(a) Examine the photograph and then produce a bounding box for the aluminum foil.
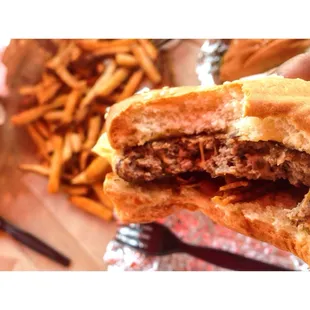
[104,210,308,271]
[103,39,309,271]
[196,39,229,86]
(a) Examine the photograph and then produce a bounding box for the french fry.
[105,93,121,102]
[138,39,158,60]
[44,110,65,121]
[48,123,58,133]
[42,72,61,85]
[46,140,54,153]
[41,160,50,167]
[36,80,62,105]
[115,53,138,67]
[51,94,69,106]
[19,74,61,104]
[62,133,72,163]
[118,70,144,101]
[34,120,50,139]
[46,42,81,69]
[14,39,161,223]
[47,135,64,193]
[62,172,79,182]
[80,60,116,108]
[11,99,65,125]
[62,89,83,123]
[83,116,101,150]
[77,126,85,143]
[69,132,82,153]
[50,39,64,47]
[75,39,101,51]
[71,166,81,178]
[55,66,86,89]
[131,44,161,84]
[19,85,37,96]
[19,164,50,177]
[91,45,132,58]
[76,61,116,122]
[96,63,105,74]
[69,196,113,221]
[96,68,129,97]
[27,125,49,159]
[76,39,136,51]
[19,163,72,181]
[75,107,90,125]
[62,185,89,196]
[92,183,114,210]
[79,150,90,171]
[71,156,111,184]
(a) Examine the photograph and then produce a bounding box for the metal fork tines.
[116,224,152,250]
[115,222,294,271]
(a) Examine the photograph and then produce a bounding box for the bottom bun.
[104,173,310,265]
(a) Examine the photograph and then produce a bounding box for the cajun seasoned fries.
[12,39,162,221]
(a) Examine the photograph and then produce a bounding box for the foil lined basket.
[103,40,309,271]
[104,209,308,271]
[196,39,229,86]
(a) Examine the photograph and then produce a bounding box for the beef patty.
[116,133,310,187]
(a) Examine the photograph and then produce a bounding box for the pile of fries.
[11,39,162,222]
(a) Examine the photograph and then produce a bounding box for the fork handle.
[178,242,292,271]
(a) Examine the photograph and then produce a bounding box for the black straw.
[0,217,71,267]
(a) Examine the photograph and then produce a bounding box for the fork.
[115,222,293,271]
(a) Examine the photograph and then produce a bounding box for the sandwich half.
[93,76,310,264]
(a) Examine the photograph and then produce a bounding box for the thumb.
[275,52,310,80]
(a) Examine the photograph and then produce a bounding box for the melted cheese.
[92,133,114,165]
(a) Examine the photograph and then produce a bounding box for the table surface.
[0,39,204,271]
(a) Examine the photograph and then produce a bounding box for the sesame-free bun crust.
[104,173,310,265]
[105,77,310,155]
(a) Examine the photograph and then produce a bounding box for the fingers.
[275,52,310,80]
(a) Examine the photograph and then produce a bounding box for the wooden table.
[0,39,204,270]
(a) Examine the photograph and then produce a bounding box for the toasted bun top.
[97,77,310,156]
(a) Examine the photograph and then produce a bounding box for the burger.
[93,76,310,264]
